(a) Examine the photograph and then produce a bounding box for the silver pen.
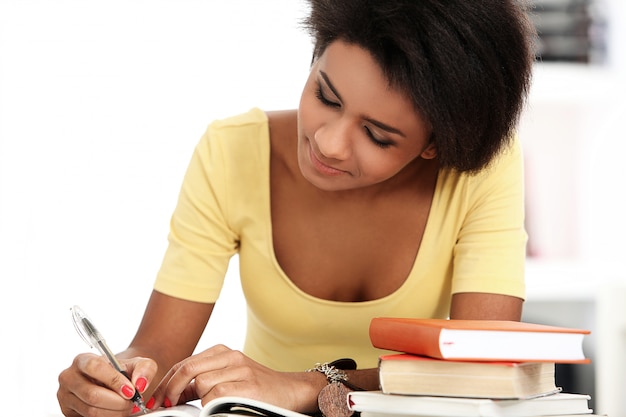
[71,305,149,415]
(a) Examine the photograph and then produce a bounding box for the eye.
[364,126,393,149]
[315,83,340,108]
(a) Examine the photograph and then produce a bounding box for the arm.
[450,292,523,321]
[146,281,521,412]
[150,345,381,414]
[120,290,215,397]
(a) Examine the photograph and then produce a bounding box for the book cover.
[369,318,590,363]
[378,354,559,399]
[347,391,592,417]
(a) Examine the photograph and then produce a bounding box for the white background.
[0,1,625,416]
[0,1,311,415]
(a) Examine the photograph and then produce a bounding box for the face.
[297,40,435,192]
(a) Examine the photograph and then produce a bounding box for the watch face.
[318,382,354,417]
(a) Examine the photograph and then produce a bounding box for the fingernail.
[122,384,135,398]
[135,377,148,393]
[132,405,140,414]
[163,397,172,408]
[146,397,155,409]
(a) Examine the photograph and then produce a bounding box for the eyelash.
[314,86,339,108]
[314,85,392,149]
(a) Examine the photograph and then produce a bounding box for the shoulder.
[469,135,524,191]
[441,135,523,190]
[206,107,269,139]
[201,108,297,151]
[433,135,524,226]
[186,108,272,188]
[195,108,271,162]
[211,107,268,127]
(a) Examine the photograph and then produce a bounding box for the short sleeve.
[451,138,527,299]
[153,123,239,303]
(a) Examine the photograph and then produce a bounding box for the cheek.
[297,92,323,140]
[362,157,396,177]
[360,152,417,179]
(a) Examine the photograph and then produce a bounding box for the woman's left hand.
[150,344,324,413]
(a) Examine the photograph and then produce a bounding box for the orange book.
[369,318,590,363]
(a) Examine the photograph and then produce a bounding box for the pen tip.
[135,400,149,415]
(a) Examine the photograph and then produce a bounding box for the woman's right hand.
[57,352,158,417]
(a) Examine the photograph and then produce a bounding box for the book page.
[199,397,309,417]
[144,403,201,417]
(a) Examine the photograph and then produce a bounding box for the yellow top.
[154,108,527,371]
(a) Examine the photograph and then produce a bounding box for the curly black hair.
[302,0,536,173]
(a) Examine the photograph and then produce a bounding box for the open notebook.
[144,397,308,417]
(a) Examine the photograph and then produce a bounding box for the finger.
[122,356,159,395]
[152,357,202,407]
[59,378,134,417]
[74,353,142,406]
[198,379,264,407]
[177,381,200,405]
[181,349,263,402]
[194,369,242,401]
[73,393,134,417]
[157,345,233,406]
[150,360,180,408]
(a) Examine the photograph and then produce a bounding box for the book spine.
[369,318,444,358]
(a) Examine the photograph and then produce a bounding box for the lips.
[308,142,346,176]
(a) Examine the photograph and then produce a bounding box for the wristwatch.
[307,358,360,417]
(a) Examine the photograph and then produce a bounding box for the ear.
[420,142,437,160]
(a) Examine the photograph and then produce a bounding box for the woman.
[57,1,535,416]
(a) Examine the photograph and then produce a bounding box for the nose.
[314,117,353,161]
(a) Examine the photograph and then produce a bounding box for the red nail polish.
[122,384,135,398]
[132,405,140,414]
[146,397,155,409]
[135,377,148,393]
[163,397,172,408]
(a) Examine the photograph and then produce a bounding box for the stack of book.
[347,318,598,417]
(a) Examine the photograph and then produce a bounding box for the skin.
[57,40,523,417]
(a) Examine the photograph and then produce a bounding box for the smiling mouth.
[308,142,346,176]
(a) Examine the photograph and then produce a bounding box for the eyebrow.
[319,70,407,138]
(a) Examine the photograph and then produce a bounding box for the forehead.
[317,40,395,91]
[315,40,430,136]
